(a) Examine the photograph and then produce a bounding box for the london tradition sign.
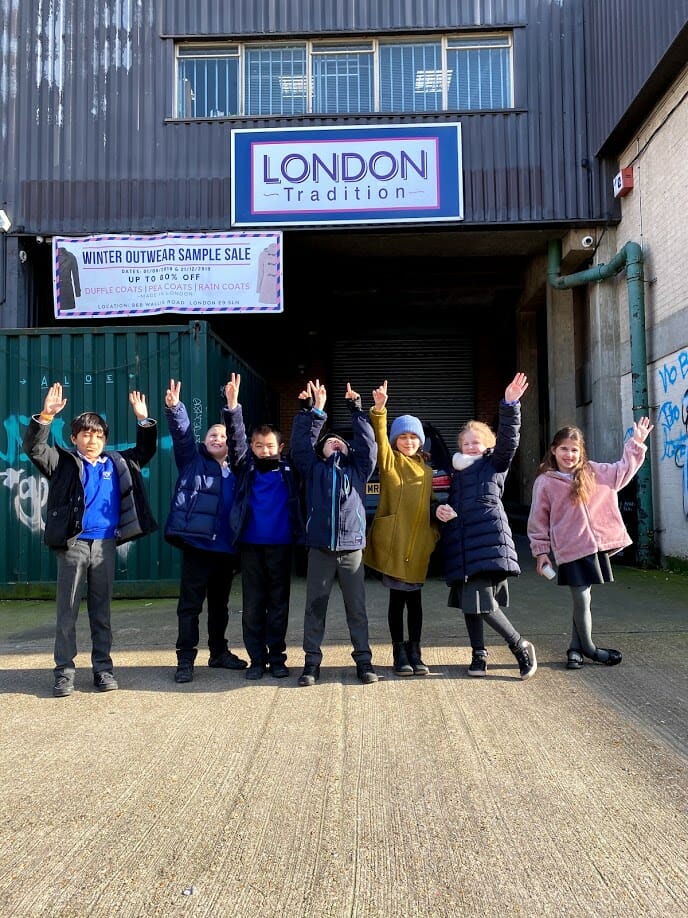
[230,123,463,227]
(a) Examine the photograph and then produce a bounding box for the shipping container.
[1,321,276,597]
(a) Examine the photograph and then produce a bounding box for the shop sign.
[231,123,463,227]
[52,232,282,319]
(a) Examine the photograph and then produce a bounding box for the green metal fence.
[1,321,277,598]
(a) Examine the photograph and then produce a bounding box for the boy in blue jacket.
[223,373,305,680]
[290,379,379,686]
[23,382,157,697]
[164,379,247,684]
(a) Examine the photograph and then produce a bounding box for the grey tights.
[569,585,612,661]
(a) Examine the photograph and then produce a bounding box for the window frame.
[173,32,513,120]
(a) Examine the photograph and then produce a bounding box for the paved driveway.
[1,542,686,916]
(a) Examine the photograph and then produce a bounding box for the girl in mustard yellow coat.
[364,381,439,676]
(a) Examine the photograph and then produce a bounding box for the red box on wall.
[613,167,634,198]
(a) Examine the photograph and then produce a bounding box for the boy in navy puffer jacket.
[290,379,379,686]
[164,379,247,684]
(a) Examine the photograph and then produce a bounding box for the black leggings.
[388,588,423,642]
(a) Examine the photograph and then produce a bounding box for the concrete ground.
[0,537,687,917]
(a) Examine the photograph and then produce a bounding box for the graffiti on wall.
[655,348,688,517]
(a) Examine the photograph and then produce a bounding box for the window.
[174,34,512,118]
[245,45,308,116]
[379,42,444,113]
[177,44,240,118]
[311,42,374,114]
[447,36,512,110]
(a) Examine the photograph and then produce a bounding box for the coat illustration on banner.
[58,248,81,310]
[256,242,278,304]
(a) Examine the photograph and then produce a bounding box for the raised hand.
[372,380,388,411]
[165,378,181,409]
[632,416,654,443]
[225,372,241,410]
[129,390,148,420]
[308,379,327,411]
[42,382,68,417]
[505,372,528,403]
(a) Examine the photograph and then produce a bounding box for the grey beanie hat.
[389,414,425,447]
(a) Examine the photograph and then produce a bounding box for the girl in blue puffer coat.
[436,372,537,680]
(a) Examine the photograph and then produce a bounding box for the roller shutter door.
[329,337,474,447]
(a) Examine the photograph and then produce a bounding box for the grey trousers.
[302,547,372,667]
[54,538,116,675]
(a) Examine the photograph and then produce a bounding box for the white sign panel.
[52,232,283,319]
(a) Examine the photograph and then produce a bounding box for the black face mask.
[254,455,280,472]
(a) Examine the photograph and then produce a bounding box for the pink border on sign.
[250,137,441,216]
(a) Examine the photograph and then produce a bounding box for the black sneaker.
[93,671,118,692]
[53,672,74,697]
[467,650,488,677]
[356,663,379,684]
[511,639,537,680]
[208,650,248,670]
[297,664,320,687]
[245,664,266,681]
[269,663,290,678]
[174,662,194,683]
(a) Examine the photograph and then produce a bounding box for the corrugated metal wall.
[0,0,608,235]
[1,321,276,596]
[585,0,688,155]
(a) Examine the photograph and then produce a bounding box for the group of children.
[22,372,653,697]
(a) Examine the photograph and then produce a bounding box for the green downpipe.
[547,239,655,567]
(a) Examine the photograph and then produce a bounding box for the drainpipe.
[547,239,655,567]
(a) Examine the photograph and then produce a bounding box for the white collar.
[452,452,480,470]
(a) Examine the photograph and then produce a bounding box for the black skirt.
[557,551,614,587]
[448,575,510,613]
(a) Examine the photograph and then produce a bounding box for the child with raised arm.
[290,379,379,685]
[223,373,304,680]
[23,382,157,697]
[364,380,439,676]
[163,379,247,684]
[527,417,653,669]
[436,372,537,680]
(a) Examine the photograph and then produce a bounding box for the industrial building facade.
[0,0,687,590]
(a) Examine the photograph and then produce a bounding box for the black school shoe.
[175,662,194,683]
[269,663,290,678]
[245,663,267,680]
[297,664,320,687]
[208,650,248,670]
[590,648,623,666]
[53,672,74,697]
[356,663,379,684]
[93,671,118,691]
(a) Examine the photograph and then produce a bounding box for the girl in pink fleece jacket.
[527,417,653,669]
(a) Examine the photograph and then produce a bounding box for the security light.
[0,210,11,233]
